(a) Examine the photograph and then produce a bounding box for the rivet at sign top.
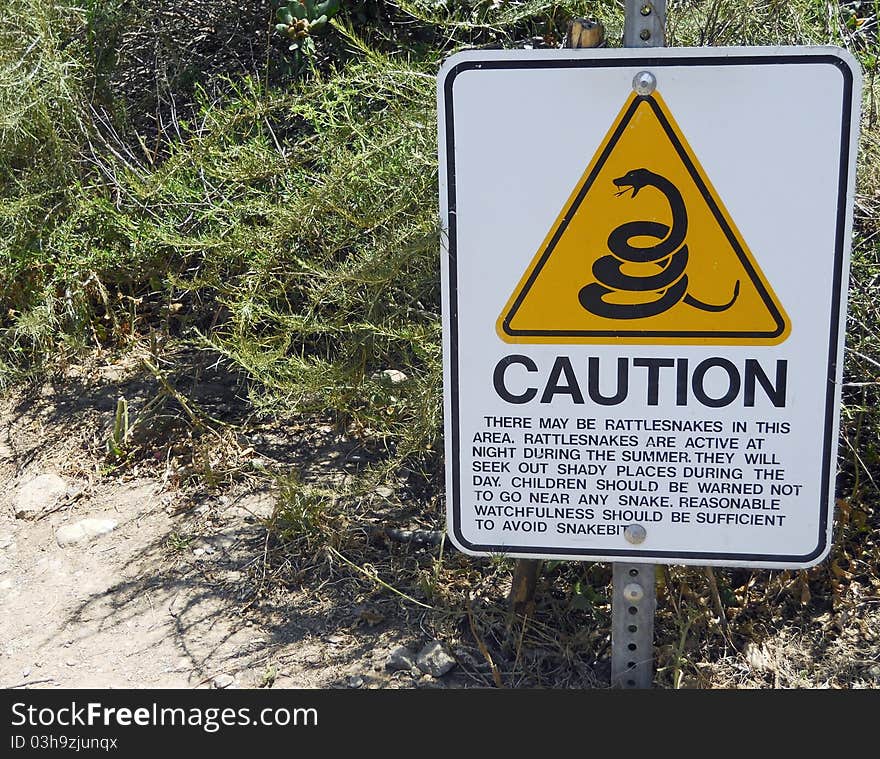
[624,524,647,544]
[632,71,656,96]
[640,3,652,15]
[623,583,644,603]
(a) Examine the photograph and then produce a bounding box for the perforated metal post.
[624,0,666,47]
[611,563,656,688]
[610,0,667,691]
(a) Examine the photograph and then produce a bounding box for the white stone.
[416,641,456,677]
[373,369,408,385]
[212,674,235,689]
[56,518,118,547]
[386,646,416,672]
[743,642,773,672]
[13,473,67,519]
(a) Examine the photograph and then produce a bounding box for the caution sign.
[439,48,861,569]
[498,91,790,344]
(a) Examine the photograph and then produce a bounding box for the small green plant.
[569,578,602,611]
[258,662,278,688]
[106,395,129,461]
[164,531,194,554]
[275,0,341,57]
[274,471,333,543]
[417,533,447,601]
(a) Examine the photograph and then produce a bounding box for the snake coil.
[578,168,740,320]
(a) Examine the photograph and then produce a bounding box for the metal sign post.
[611,562,656,687]
[624,0,666,47]
[610,0,667,691]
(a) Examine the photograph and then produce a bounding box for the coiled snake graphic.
[577,168,740,320]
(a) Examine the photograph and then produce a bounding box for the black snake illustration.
[577,168,740,320]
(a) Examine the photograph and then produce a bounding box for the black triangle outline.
[500,95,789,340]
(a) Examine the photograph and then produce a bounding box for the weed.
[273,471,335,545]
[258,662,279,688]
[106,395,130,461]
[276,0,342,64]
[164,531,195,554]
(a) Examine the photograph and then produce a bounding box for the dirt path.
[0,358,471,690]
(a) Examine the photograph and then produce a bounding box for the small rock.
[373,369,408,385]
[66,660,77,667]
[98,365,126,383]
[215,535,236,551]
[416,641,456,677]
[21,667,30,678]
[193,548,205,557]
[55,518,118,547]
[347,675,365,689]
[13,473,67,519]
[0,534,14,550]
[226,571,242,582]
[212,674,235,689]
[374,486,394,499]
[386,646,417,672]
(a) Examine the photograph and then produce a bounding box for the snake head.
[613,168,653,197]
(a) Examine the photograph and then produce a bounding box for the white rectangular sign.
[439,46,862,568]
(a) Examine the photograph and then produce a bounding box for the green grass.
[1,0,877,492]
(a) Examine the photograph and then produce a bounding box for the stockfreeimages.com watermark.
[10,701,318,734]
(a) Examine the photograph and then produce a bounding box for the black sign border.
[442,52,855,566]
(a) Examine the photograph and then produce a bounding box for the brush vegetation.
[1,0,879,687]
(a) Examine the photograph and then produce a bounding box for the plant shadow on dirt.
[0,352,503,688]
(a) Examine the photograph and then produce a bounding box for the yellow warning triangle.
[497,91,790,345]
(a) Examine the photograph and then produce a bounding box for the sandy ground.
[0,359,471,691]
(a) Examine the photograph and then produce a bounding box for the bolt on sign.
[438,47,862,568]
